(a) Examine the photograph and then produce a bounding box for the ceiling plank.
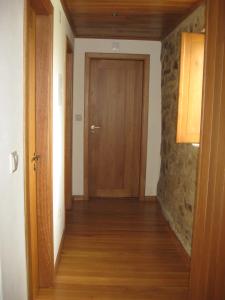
[60,0,76,36]
[62,0,204,40]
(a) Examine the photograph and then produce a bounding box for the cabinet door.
[177,32,205,143]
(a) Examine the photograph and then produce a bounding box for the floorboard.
[37,198,190,300]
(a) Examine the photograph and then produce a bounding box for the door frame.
[24,0,54,297]
[84,53,150,201]
[64,37,74,210]
[189,0,225,298]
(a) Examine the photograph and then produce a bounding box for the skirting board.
[73,195,86,201]
[141,196,157,202]
[73,195,157,201]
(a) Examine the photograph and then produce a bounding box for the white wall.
[0,1,28,299]
[51,0,73,262]
[73,38,162,196]
[0,259,2,300]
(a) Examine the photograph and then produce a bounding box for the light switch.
[112,41,120,52]
[75,114,82,121]
[9,151,19,174]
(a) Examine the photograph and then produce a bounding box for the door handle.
[31,153,41,162]
[90,125,101,130]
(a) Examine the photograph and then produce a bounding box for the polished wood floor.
[37,198,190,300]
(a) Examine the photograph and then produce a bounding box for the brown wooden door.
[26,0,54,297]
[26,3,38,297]
[189,0,225,298]
[88,59,144,198]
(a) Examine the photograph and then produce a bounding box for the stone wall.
[157,5,205,255]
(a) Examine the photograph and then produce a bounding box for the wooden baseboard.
[73,195,86,201]
[54,229,65,274]
[140,196,158,202]
[73,195,157,201]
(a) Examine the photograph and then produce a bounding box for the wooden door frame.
[24,0,54,297]
[84,53,150,201]
[64,37,74,210]
[189,0,225,298]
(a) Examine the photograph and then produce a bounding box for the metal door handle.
[90,125,101,130]
[31,153,41,162]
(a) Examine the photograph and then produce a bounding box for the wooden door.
[35,13,54,287]
[26,0,54,297]
[65,40,74,210]
[26,3,38,297]
[189,0,225,298]
[88,58,144,198]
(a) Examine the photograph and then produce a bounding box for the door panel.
[26,3,38,297]
[26,0,54,295]
[189,0,225,298]
[88,59,143,198]
[35,14,54,287]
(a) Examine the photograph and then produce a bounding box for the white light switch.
[75,114,82,121]
[112,41,120,52]
[9,151,19,174]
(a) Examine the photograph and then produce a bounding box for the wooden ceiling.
[61,0,203,40]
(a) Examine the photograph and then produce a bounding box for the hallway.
[37,199,189,300]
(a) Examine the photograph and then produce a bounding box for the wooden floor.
[37,198,190,300]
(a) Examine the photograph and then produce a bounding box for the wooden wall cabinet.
[177,32,205,144]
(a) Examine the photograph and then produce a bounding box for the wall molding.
[73,195,157,202]
[141,196,158,202]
